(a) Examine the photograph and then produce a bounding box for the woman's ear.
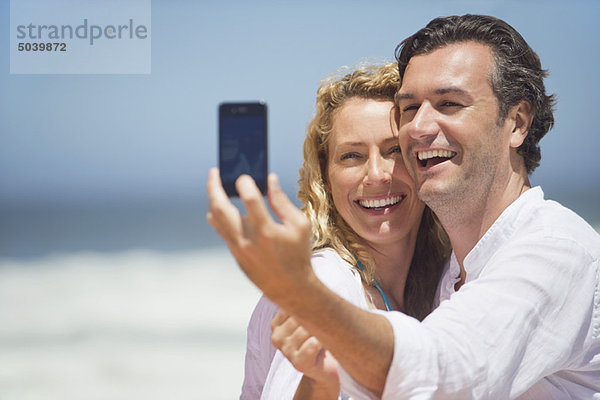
[509,100,533,148]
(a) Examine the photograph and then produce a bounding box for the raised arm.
[206,168,393,395]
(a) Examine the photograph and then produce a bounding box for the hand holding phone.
[218,101,268,197]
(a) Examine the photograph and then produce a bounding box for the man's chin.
[416,181,451,204]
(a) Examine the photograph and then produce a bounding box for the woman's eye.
[340,152,360,161]
[402,105,419,112]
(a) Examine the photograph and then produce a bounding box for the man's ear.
[509,100,533,148]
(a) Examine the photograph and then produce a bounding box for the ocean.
[0,246,261,400]
[0,199,264,399]
[1,197,598,399]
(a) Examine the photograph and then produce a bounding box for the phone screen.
[219,102,268,197]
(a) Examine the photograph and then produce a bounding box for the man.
[207,14,600,399]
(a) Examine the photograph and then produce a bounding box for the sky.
[1,0,599,255]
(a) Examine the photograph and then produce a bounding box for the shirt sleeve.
[341,235,599,399]
[261,249,370,399]
[240,295,279,400]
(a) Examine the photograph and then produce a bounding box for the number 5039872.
[18,42,66,51]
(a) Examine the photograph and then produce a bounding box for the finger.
[297,336,323,359]
[271,313,300,349]
[271,309,290,331]
[272,313,313,353]
[236,174,273,231]
[275,318,313,356]
[206,168,243,243]
[284,335,323,374]
[294,336,323,367]
[289,323,313,347]
[267,173,307,228]
[206,167,226,202]
[277,324,314,367]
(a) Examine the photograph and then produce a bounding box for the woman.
[240,63,450,399]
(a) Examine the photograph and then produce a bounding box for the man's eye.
[401,105,419,112]
[441,101,462,107]
[438,101,464,114]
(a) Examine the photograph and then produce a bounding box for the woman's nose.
[363,155,392,186]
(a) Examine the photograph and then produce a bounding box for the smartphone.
[218,101,268,197]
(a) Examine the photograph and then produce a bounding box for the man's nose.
[403,102,440,141]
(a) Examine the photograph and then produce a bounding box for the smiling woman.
[297,64,450,314]
[326,98,425,255]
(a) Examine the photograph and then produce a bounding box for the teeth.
[358,195,403,209]
[417,149,456,160]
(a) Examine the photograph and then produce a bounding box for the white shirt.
[340,187,600,399]
[241,248,369,399]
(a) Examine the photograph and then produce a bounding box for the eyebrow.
[395,92,414,103]
[395,86,468,102]
[337,137,398,148]
[435,87,468,96]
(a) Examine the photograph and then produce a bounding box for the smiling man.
[395,39,535,281]
[207,14,600,399]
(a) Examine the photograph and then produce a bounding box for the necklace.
[356,259,394,311]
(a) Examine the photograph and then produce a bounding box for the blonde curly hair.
[298,63,451,320]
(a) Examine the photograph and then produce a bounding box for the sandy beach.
[0,248,261,400]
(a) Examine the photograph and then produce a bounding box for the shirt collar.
[451,186,545,287]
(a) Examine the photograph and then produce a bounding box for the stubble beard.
[414,155,499,229]
[416,177,470,227]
